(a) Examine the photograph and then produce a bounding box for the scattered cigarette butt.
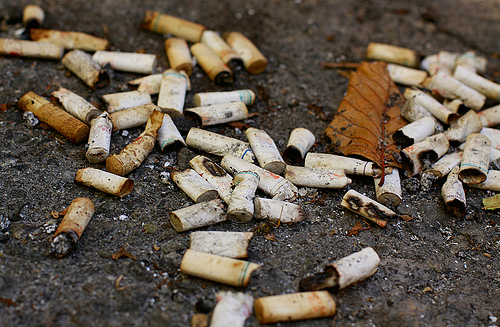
[227,171,260,222]
[92,50,157,75]
[455,51,487,74]
[480,127,500,150]
[441,166,466,218]
[400,97,433,123]
[246,127,286,174]
[444,110,483,143]
[171,168,219,203]
[285,166,352,189]
[478,104,500,128]
[210,291,253,327]
[421,51,457,75]
[157,113,186,151]
[341,190,399,227]
[169,199,226,232]
[224,32,268,74]
[454,66,500,101]
[387,63,427,86]
[189,231,253,259]
[189,155,234,203]
[86,112,112,163]
[192,89,255,107]
[422,151,463,180]
[30,28,109,51]
[108,103,158,131]
[191,42,234,85]
[158,70,188,117]
[201,30,242,67]
[102,90,152,113]
[374,168,402,206]
[459,133,491,184]
[366,42,418,67]
[128,73,163,95]
[165,38,193,75]
[283,128,316,165]
[468,170,500,192]
[62,49,109,88]
[0,38,63,60]
[403,88,459,124]
[304,153,381,177]
[185,102,248,126]
[75,168,133,198]
[393,116,439,148]
[23,4,44,29]
[52,87,101,124]
[401,133,450,176]
[254,197,305,224]
[141,10,206,43]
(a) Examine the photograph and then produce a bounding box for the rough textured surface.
[0,1,499,326]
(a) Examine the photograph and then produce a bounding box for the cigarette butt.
[401,133,450,176]
[478,104,500,128]
[75,168,133,198]
[180,249,261,287]
[17,91,89,144]
[283,128,316,165]
[210,291,253,327]
[254,197,305,224]
[444,110,483,143]
[108,103,158,131]
[102,90,152,113]
[191,42,234,85]
[157,70,188,117]
[400,97,433,123]
[454,66,500,101]
[192,89,255,107]
[459,133,491,184]
[165,38,193,75]
[23,4,44,29]
[171,169,219,203]
[254,291,336,324]
[366,43,418,67]
[374,168,402,206]
[285,166,352,189]
[467,170,500,191]
[0,38,63,60]
[50,198,95,258]
[422,151,463,180]
[443,99,462,113]
[170,199,226,232]
[201,30,242,66]
[403,88,459,124]
[224,32,268,74]
[481,127,500,150]
[455,51,487,74]
[157,113,186,151]
[185,102,248,126]
[128,73,163,95]
[62,49,109,88]
[30,28,109,52]
[190,231,253,259]
[393,116,438,148]
[189,155,234,204]
[304,153,381,177]
[441,166,466,218]
[92,51,157,75]
[341,190,398,227]
[227,171,260,222]
[246,127,286,174]
[86,112,112,163]
[141,10,206,43]
[421,52,457,75]
[52,87,101,124]
[387,63,427,86]
[106,110,164,176]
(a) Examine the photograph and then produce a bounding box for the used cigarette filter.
[62,49,109,88]
[185,102,248,126]
[191,42,234,85]
[224,32,268,74]
[422,151,463,180]
[92,51,157,75]
[50,198,95,258]
[108,103,158,131]
[75,168,133,198]
[444,110,483,143]
[246,127,286,174]
[481,127,500,150]
[285,166,352,189]
[165,38,192,75]
[478,104,500,127]
[23,4,44,28]
[201,30,242,66]
[157,70,188,117]
[443,99,462,113]
[128,73,162,94]
[283,127,316,165]
[421,52,457,75]
[180,249,261,287]
[0,38,63,60]
[86,112,112,163]
[102,90,152,113]
[454,66,500,101]
[454,51,488,73]
[467,170,500,192]
[186,128,255,162]
[171,168,219,203]
[402,133,450,176]
[254,291,336,324]
[341,189,399,227]
[366,42,418,67]
[400,97,433,123]
[106,110,164,176]
[441,166,466,218]
[52,87,101,124]
[227,171,260,222]
[374,168,402,206]
[304,153,381,177]
[17,91,89,144]
[192,89,255,107]
[254,197,305,224]
[299,247,380,291]
[189,155,233,203]
[141,11,206,43]
[210,291,253,327]
[156,113,186,151]
[169,199,226,232]
[386,63,427,86]
[30,29,109,52]
[403,88,458,124]
[190,231,254,259]
[458,133,491,184]
[393,116,438,148]
[221,154,298,201]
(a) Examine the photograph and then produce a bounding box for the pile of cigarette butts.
[2,4,500,325]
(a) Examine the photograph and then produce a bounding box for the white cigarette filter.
[366,42,418,67]
[393,116,438,148]
[192,89,255,107]
[62,49,109,88]
[444,110,483,143]
[189,155,234,203]
[30,29,109,52]
[455,51,487,74]
[180,249,261,287]
[52,87,101,124]
[467,170,500,191]
[224,32,268,74]
[481,127,500,150]
[454,66,500,101]
[169,199,226,232]
[227,171,260,222]
[201,30,242,65]
[190,231,254,259]
[443,99,463,113]
[75,168,133,198]
[190,42,234,85]
[108,103,158,131]
[421,52,457,75]
[128,73,163,94]
[441,166,466,218]
[86,112,112,163]
[23,4,45,28]
[156,113,186,151]
[374,168,402,206]
[186,128,255,162]
[304,153,381,177]
[92,51,157,75]
[185,102,248,126]
[254,197,305,224]
[400,97,433,123]
[141,11,206,43]
[221,154,298,201]
[102,90,152,113]
[285,166,352,189]
[165,38,192,75]
[386,64,427,86]
[341,190,398,227]
[422,151,463,180]
[254,291,336,324]
[210,291,253,327]
[422,71,486,111]
[171,168,219,203]
[402,133,450,176]
[403,88,458,124]
[157,70,188,117]
[246,127,285,174]
[459,133,491,184]
[0,38,64,60]
[478,104,500,127]
[283,128,316,165]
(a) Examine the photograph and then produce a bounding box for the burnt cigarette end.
[226,58,244,71]
[214,71,234,86]
[299,267,339,292]
[283,146,303,166]
[392,130,414,148]
[203,158,227,177]
[50,231,79,258]
[446,199,466,218]
[95,70,110,89]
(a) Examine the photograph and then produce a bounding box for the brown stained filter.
[224,32,268,74]
[75,168,134,198]
[30,29,109,51]
[190,43,234,85]
[142,11,206,43]
[165,38,193,75]
[17,91,89,144]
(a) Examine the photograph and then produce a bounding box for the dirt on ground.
[1,0,500,326]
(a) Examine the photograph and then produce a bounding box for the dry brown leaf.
[112,247,137,260]
[347,221,372,236]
